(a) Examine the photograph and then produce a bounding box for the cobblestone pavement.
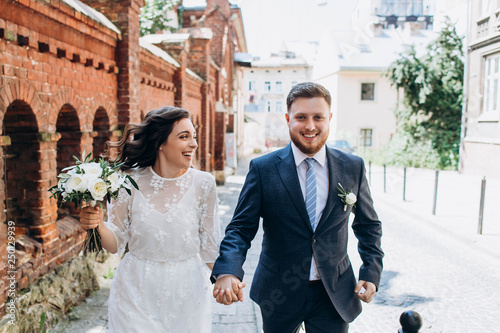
[54,158,500,332]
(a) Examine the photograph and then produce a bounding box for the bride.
[79,106,244,332]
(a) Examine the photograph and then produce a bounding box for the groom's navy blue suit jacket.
[212,144,384,323]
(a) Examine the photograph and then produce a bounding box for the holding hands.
[213,275,246,305]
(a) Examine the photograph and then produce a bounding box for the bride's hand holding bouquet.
[49,152,138,253]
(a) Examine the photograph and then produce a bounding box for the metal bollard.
[384,165,387,193]
[398,310,422,333]
[403,167,407,201]
[478,176,486,235]
[432,170,439,215]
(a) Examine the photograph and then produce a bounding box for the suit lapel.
[315,148,344,233]
[276,144,313,232]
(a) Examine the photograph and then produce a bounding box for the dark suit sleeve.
[351,159,384,289]
[211,159,263,282]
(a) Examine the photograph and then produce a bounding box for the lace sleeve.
[199,176,221,263]
[104,187,132,256]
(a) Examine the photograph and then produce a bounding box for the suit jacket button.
[312,238,316,244]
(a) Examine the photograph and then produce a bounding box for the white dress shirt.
[291,142,329,281]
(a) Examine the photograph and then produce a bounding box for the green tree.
[385,19,464,169]
[140,0,180,37]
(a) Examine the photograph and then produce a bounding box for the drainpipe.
[458,0,471,173]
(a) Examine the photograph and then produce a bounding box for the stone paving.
[52,158,500,332]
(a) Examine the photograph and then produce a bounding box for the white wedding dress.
[104,166,220,332]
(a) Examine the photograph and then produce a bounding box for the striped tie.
[305,158,317,230]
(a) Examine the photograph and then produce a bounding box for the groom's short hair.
[286,82,332,112]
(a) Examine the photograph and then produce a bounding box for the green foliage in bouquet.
[49,152,139,253]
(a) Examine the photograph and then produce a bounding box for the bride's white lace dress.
[104,166,220,332]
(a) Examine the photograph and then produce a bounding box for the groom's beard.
[289,130,329,156]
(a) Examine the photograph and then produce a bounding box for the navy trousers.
[261,281,349,333]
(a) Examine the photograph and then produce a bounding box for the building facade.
[461,0,500,177]
[313,21,436,152]
[242,50,311,154]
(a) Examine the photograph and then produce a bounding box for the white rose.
[80,162,103,179]
[108,172,121,192]
[64,174,88,193]
[88,178,108,201]
[345,193,357,205]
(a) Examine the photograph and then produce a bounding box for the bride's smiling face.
[159,118,198,169]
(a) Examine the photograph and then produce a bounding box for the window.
[267,101,272,112]
[248,80,256,91]
[360,129,373,147]
[477,18,489,38]
[275,81,283,93]
[264,81,271,92]
[361,83,375,101]
[483,53,500,114]
[275,101,283,113]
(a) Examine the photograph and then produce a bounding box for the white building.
[461,0,500,177]
[312,19,437,152]
[242,48,313,154]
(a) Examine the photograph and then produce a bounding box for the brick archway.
[48,87,85,133]
[2,100,43,233]
[56,104,82,172]
[92,107,110,159]
[0,79,45,134]
[90,93,118,131]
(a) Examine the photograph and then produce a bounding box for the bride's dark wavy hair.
[108,106,190,170]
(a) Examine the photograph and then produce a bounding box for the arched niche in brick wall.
[92,107,110,160]
[55,104,81,218]
[3,100,39,234]
[56,104,81,174]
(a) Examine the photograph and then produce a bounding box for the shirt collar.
[291,142,327,168]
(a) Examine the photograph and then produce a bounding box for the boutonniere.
[337,183,356,211]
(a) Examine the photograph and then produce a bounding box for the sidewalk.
[368,165,500,262]
[51,158,500,332]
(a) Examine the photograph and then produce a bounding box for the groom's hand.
[213,275,246,305]
[355,280,376,303]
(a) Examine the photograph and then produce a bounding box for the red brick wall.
[184,76,204,168]
[0,0,119,316]
[79,0,144,125]
[182,1,243,175]
[0,0,242,317]
[139,50,177,117]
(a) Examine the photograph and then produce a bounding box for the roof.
[62,0,120,34]
[234,52,252,67]
[139,37,205,82]
[181,0,240,8]
[280,40,319,65]
[325,28,438,72]
[139,38,180,68]
[140,33,191,44]
[250,53,311,68]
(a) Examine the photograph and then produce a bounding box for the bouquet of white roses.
[49,152,138,253]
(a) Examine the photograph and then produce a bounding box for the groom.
[212,82,384,332]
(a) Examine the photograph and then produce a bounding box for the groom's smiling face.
[285,97,332,156]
